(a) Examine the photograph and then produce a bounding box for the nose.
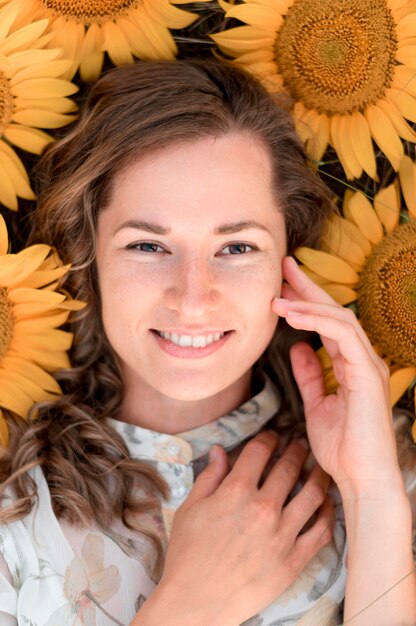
[166,255,220,318]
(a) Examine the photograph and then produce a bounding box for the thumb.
[185,445,228,505]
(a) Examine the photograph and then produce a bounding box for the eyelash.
[125,242,259,255]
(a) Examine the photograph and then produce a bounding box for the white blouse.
[0,367,388,626]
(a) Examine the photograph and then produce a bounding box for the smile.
[150,329,233,359]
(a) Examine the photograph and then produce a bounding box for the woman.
[0,58,414,626]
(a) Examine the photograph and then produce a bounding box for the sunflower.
[0,1,77,211]
[3,0,211,83]
[0,213,85,446]
[211,0,416,180]
[293,175,416,440]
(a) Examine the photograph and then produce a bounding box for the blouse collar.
[106,366,281,468]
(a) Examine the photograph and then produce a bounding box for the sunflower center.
[357,222,416,367]
[41,0,141,24]
[0,72,13,134]
[275,0,397,115]
[0,288,14,361]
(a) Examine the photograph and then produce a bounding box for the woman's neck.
[116,367,254,434]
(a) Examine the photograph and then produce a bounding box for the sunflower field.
[0,0,415,455]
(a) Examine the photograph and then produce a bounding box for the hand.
[155,431,335,626]
[272,256,402,493]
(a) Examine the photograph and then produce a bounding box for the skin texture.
[96,132,286,433]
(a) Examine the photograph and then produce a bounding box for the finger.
[275,274,386,378]
[282,255,343,308]
[282,463,332,537]
[183,445,229,507]
[260,439,308,506]
[289,342,328,414]
[276,304,382,380]
[221,430,280,490]
[291,493,335,570]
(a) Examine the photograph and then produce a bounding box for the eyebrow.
[114,219,272,236]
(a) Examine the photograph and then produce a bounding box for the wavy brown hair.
[0,58,336,581]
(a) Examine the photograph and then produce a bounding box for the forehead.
[103,132,284,232]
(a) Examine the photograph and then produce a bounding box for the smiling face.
[95,132,287,416]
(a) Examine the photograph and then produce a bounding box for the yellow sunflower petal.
[143,0,199,29]
[12,266,69,289]
[101,20,133,67]
[6,247,51,287]
[349,111,378,180]
[13,329,73,354]
[299,265,331,286]
[392,64,416,99]
[14,97,77,114]
[131,11,177,58]
[0,161,17,210]
[385,88,416,123]
[344,192,384,246]
[1,370,57,404]
[321,216,366,271]
[294,248,359,284]
[0,215,8,255]
[306,112,330,162]
[323,284,357,305]
[0,1,19,41]
[329,115,361,180]
[3,124,54,154]
[389,0,416,21]
[223,3,283,31]
[0,19,49,55]
[373,182,400,233]
[116,17,152,59]
[0,379,34,416]
[79,51,104,83]
[399,155,416,219]
[8,286,66,304]
[365,104,404,171]
[210,26,275,54]
[395,13,416,39]
[9,344,71,371]
[395,44,416,69]
[0,412,9,447]
[12,109,77,129]
[3,49,61,74]
[11,77,78,99]
[377,98,416,142]
[2,356,61,394]
[9,60,74,85]
[390,367,416,405]
[0,145,35,200]
[0,256,26,285]
[14,310,70,334]
[338,215,372,257]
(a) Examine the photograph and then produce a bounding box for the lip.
[150,329,234,359]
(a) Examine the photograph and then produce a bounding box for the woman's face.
[96,132,287,402]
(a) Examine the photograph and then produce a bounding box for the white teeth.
[157,331,226,347]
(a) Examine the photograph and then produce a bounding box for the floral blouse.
[0,366,368,626]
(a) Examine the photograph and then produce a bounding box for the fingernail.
[209,446,219,462]
[273,297,289,303]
